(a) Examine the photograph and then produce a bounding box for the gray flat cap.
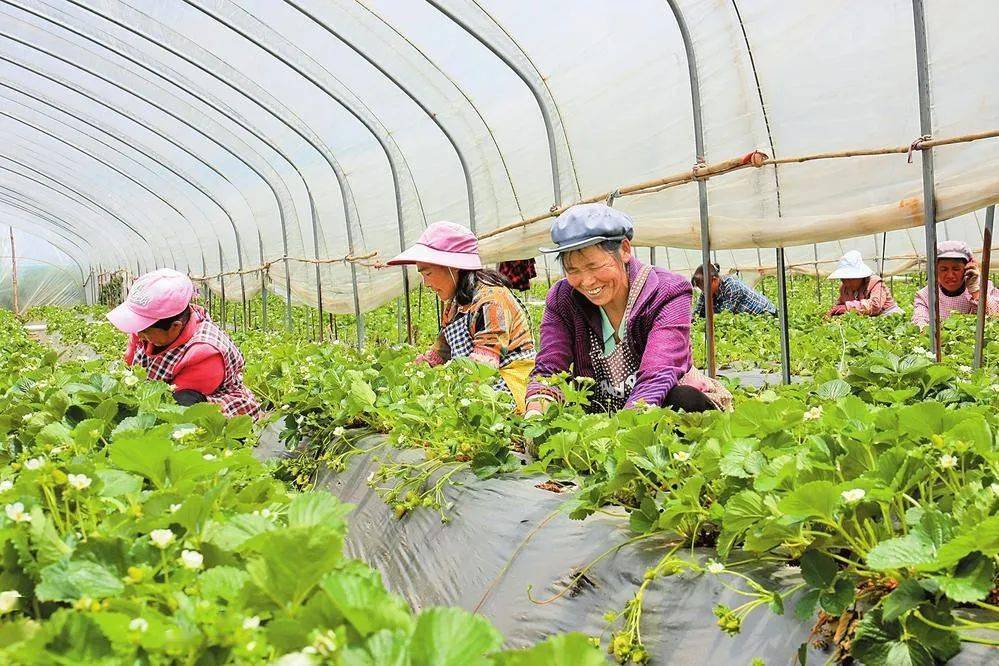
[539,203,635,254]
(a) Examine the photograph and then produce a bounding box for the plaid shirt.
[497,259,537,292]
[695,276,777,317]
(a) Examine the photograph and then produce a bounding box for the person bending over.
[692,263,777,317]
[107,269,260,418]
[826,251,902,317]
[387,222,536,413]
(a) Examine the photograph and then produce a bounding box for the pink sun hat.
[107,268,194,334]
[386,221,483,271]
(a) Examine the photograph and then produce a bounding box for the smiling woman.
[525,204,731,415]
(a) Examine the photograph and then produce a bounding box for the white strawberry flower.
[242,615,261,630]
[332,427,345,437]
[5,503,31,523]
[149,529,175,549]
[169,503,182,513]
[673,450,690,462]
[179,550,203,570]
[202,454,216,461]
[841,488,866,504]
[0,480,13,493]
[129,617,149,633]
[938,453,958,470]
[958,365,972,374]
[991,483,999,496]
[0,590,21,614]
[24,458,44,471]
[122,374,139,387]
[459,398,471,408]
[67,474,92,491]
[172,426,198,441]
[706,561,725,575]
[274,652,316,666]
[803,406,823,421]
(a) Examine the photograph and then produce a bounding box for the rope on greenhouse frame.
[478,127,999,240]
[189,251,379,282]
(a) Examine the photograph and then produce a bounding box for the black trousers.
[662,385,718,413]
[173,389,208,406]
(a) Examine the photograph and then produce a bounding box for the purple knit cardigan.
[526,259,693,408]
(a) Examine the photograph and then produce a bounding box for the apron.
[586,265,652,414]
[586,265,732,413]
[441,303,533,413]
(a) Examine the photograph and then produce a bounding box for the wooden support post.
[9,227,18,315]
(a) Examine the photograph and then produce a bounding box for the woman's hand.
[826,304,847,318]
[523,399,551,419]
[964,260,981,294]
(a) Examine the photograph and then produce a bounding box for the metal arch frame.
[0,192,108,273]
[0,23,305,318]
[0,154,156,270]
[729,0,791,384]
[0,198,95,279]
[0,53,261,291]
[285,1,477,232]
[0,220,89,288]
[14,1,316,331]
[467,0,582,200]
[0,107,205,270]
[911,0,941,361]
[0,188,122,267]
[65,0,366,344]
[183,0,429,344]
[4,133,186,272]
[664,0,717,378]
[425,0,569,209]
[0,82,253,324]
[0,9,290,328]
[354,0,527,220]
[0,156,161,267]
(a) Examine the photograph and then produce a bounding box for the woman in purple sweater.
[524,203,730,416]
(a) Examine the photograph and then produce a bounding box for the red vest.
[132,307,261,419]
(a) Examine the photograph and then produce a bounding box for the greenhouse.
[1,0,998,663]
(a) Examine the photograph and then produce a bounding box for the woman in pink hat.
[913,240,999,328]
[388,222,535,412]
[107,269,261,418]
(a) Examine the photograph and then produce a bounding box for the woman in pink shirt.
[826,251,902,318]
[912,241,999,329]
[107,269,260,418]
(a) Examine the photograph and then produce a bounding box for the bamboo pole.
[9,226,18,315]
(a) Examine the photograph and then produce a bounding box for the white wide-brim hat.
[828,250,874,280]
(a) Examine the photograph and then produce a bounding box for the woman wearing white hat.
[826,251,902,318]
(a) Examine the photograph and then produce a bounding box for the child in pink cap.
[388,222,535,412]
[913,240,999,328]
[107,269,260,418]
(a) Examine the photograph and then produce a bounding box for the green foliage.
[0,309,600,664]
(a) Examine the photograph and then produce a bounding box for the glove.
[828,304,847,316]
